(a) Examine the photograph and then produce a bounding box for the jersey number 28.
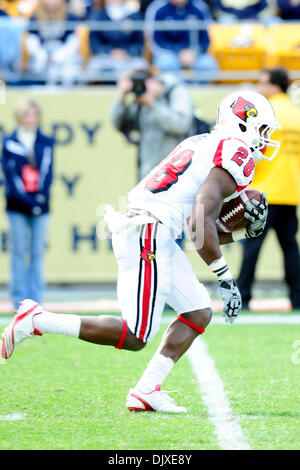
[145,149,194,193]
[231,147,255,177]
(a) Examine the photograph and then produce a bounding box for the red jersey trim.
[213,138,253,192]
[237,181,252,192]
[213,138,226,167]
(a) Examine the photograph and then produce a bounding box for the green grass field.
[1,311,300,451]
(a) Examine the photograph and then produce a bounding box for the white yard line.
[187,337,250,450]
[0,413,26,421]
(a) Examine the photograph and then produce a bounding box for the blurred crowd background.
[0,0,300,85]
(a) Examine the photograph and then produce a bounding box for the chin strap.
[252,149,263,162]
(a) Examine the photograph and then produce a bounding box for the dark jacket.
[1,128,54,215]
[277,0,300,19]
[28,12,80,44]
[89,9,144,56]
[146,0,212,54]
[215,0,268,20]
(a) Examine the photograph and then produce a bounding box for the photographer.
[111,68,194,180]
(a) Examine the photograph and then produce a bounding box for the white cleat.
[1,299,43,359]
[126,385,187,413]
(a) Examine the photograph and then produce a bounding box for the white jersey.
[128,131,255,237]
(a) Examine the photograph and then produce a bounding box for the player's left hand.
[244,191,268,238]
[218,278,242,323]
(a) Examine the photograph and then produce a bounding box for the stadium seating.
[209,22,300,83]
[9,19,300,83]
[265,23,300,70]
[209,22,266,78]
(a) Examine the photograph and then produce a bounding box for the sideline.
[0,297,292,314]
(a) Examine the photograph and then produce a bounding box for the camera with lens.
[130,70,152,96]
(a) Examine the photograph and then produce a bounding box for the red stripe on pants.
[139,224,152,341]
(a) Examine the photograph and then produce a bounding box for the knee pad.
[176,315,205,334]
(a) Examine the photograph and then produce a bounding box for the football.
[216,189,262,233]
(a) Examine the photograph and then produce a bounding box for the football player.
[1,91,280,413]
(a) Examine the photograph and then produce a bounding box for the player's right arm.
[189,166,236,264]
[190,135,269,321]
[189,163,244,323]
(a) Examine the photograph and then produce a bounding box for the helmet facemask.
[243,120,281,162]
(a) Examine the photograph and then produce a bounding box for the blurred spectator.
[202,0,217,17]
[277,0,300,20]
[86,0,148,81]
[139,0,219,17]
[144,0,218,82]
[67,0,87,17]
[24,0,83,85]
[80,0,94,17]
[139,0,154,16]
[237,67,300,311]
[0,0,37,18]
[212,0,277,22]
[0,15,26,79]
[111,68,194,180]
[1,98,54,309]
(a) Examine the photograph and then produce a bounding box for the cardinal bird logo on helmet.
[231,96,258,122]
